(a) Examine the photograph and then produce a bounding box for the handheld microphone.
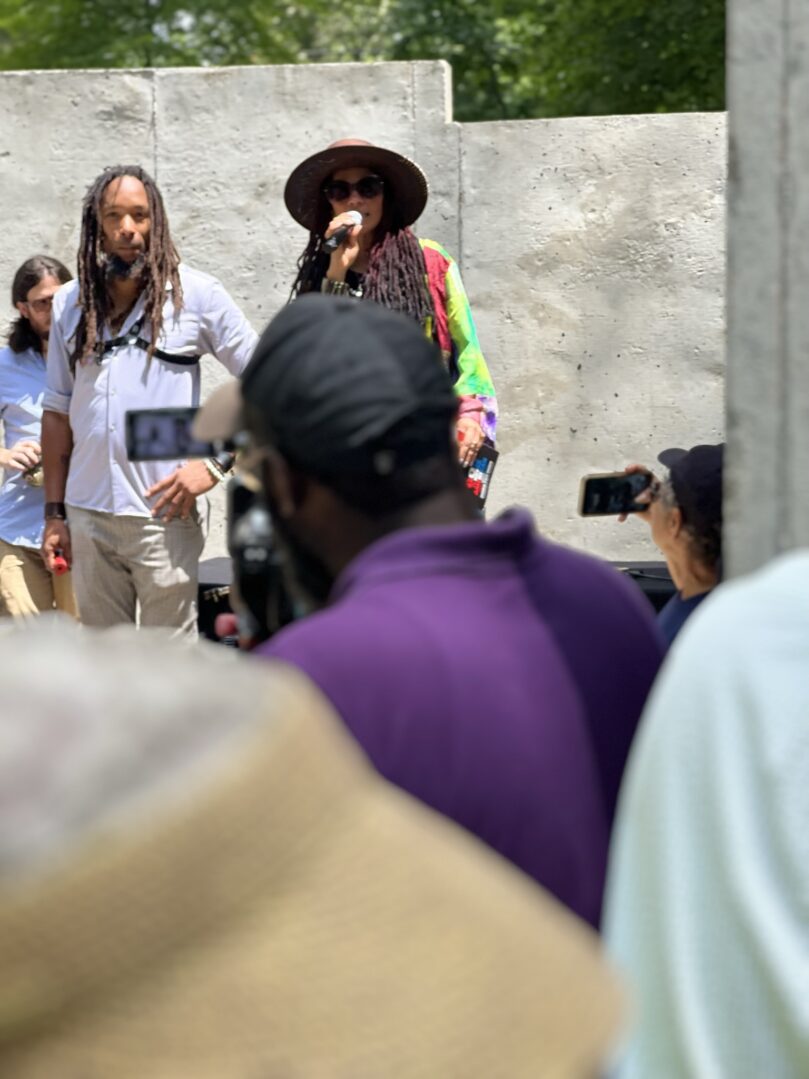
[323,210,362,253]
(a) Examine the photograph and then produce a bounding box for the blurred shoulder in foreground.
[0,617,623,1079]
[606,549,809,1079]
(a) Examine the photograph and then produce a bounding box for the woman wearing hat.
[284,139,497,467]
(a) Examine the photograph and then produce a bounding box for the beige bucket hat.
[0,622,623,1078]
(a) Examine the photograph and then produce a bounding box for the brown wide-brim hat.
[284,138,429,231]
[0,624,624,1079]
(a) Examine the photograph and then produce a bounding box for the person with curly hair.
[284,139,497,468]
[0,255,77,618]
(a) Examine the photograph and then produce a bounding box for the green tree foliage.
[533,0,726,118]
[0,0,725,121]
[0,0,329,68]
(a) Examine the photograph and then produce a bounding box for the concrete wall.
[0,62,726,563]
[725,0,809,575]
[466,114,726,558]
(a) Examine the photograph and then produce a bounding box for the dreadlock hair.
[7,255,72,354]
[289,179,434,328]
[71,165,182,371]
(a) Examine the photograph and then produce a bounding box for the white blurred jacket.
[605,549,809,1079]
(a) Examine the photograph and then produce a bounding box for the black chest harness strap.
[95,317,201,366]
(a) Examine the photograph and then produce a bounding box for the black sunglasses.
[323,176,385,202]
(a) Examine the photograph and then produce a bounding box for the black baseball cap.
[656,443,724,534]
[195,295,458,479]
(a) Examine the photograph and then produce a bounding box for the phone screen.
[578,471,652,516]
[125,407,215,461]
[463,444,498,508]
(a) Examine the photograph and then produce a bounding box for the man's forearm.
[42,410,73,504]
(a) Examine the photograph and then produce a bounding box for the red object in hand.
[52,548,69,576]
[214,612,239,640]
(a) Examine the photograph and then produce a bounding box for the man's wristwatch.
[212,451,236,474]
[204,451,236,485]
[44,502,67,520]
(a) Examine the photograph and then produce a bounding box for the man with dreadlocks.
[40,165,257,637]
[284,139,497,469]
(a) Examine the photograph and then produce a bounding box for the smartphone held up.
[125,407,220,462]
[577,470,653,517]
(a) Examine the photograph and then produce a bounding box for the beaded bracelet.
[321,278,350,295]
[204,458,227,485]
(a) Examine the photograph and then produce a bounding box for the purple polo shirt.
[257,509,663,925]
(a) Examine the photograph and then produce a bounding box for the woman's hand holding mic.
[324,211,363,280]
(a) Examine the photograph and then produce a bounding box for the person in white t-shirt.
[0,255,77,619]
[41,165,258,638]
[605,549,809,1079]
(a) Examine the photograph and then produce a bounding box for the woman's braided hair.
[71,165,182,371]
[289,178,434,327]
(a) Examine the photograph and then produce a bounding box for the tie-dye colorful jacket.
[419,238,498,443]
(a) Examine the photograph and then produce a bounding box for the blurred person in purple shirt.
[196,295,664,926]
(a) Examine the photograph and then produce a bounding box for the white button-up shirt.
[44,265,257,517]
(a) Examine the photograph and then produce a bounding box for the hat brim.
[193,381,244,444]
[284,144,429,231]
[0,663,623,1077]
[657,447,688,470]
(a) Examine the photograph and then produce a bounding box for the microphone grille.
[347,210,363,225]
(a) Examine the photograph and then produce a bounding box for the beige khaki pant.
[67,506,205,639]
[0,538,79,620]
